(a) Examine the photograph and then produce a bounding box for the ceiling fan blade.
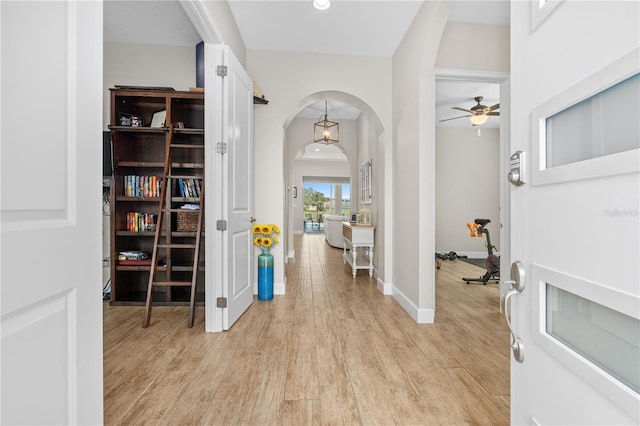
[439,114,471,122]
[487,112,500,116]
[488,103,500,111]
[452,107,474,114]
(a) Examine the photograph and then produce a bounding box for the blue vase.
[257,248,274,300]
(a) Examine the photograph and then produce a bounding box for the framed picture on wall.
[361,159,372,204]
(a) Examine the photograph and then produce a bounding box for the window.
[302,181,350,232]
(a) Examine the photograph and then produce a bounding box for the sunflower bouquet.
[253,223,280,251]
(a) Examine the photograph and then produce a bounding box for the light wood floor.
[104,234,510,425]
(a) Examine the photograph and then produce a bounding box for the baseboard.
[376,276,393,295]
[287,249,295,259]
[391,285,434,324]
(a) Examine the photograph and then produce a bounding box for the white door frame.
[180,0,224,332]
[433,68,512,303]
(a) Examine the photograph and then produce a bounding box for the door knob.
[502,261,525,363]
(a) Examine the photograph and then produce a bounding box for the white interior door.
[510,1,639,424]
[221,45,254,329]
[0,1,103,424]
[206,44,254,331]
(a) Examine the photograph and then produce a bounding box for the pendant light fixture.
[314,100,339,145]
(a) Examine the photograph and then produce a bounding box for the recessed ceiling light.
[313,0,331,11]
[315,148,320,152]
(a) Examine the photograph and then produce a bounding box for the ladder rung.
[151,281,193,287]
[157,243,196,249]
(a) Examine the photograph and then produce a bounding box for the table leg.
[368,246,374,277]
[352,245,357,277]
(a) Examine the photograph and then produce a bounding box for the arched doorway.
[281,91,389,290]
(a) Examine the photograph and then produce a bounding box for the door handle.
[501,261,526,363]
[250,217,257,223]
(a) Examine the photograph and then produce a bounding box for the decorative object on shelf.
[253,223,280,300]
[119,112,143,127]
[150,110,166,128]
[252,80,269,104]
[314,100,339,145]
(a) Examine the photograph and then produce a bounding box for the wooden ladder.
[144,125,204,328]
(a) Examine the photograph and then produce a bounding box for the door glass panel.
[546,284,640,393]
[545,73,639,168]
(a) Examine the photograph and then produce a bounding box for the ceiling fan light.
[470,114,488,125]
[313,0,331,10]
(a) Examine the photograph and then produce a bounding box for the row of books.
[124,175,163,198]
[126,212,157,232]
[177,178,202,198]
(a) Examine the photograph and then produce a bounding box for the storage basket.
[177,210,199,231]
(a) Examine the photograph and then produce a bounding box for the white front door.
[0,1,103,424]
[205,44,254,332]
[510,1,639,424]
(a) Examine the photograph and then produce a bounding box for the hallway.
[104,233,510,424]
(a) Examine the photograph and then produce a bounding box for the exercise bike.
[462,218,500,284]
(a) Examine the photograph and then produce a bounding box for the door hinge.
[216,142,227,154]
[216,65,227,77]
[216,220,227,231]
[217,297,228,308]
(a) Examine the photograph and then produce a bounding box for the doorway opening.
[433,70,510,316]
[302,180,350,233]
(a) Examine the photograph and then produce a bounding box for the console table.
[342,222,375,277]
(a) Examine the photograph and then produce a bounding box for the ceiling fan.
[440,96,500,126]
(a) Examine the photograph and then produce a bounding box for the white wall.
[435,22,510,71]
[392,1,452,321]
[246,50,392,290]
[392,2,509,322]
[435,127,500,257]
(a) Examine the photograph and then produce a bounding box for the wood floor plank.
[349,367,398,425]
[281,399,323,425]
[103,234,509,425]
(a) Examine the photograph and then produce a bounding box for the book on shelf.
[194,179,201,197]
[186,178,196,198]
[176,178,201,198]
[177,178,186,197]
[126,212,156,232]
[124,175,162,197]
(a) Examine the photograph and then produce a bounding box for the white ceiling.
[103,0,509,129]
